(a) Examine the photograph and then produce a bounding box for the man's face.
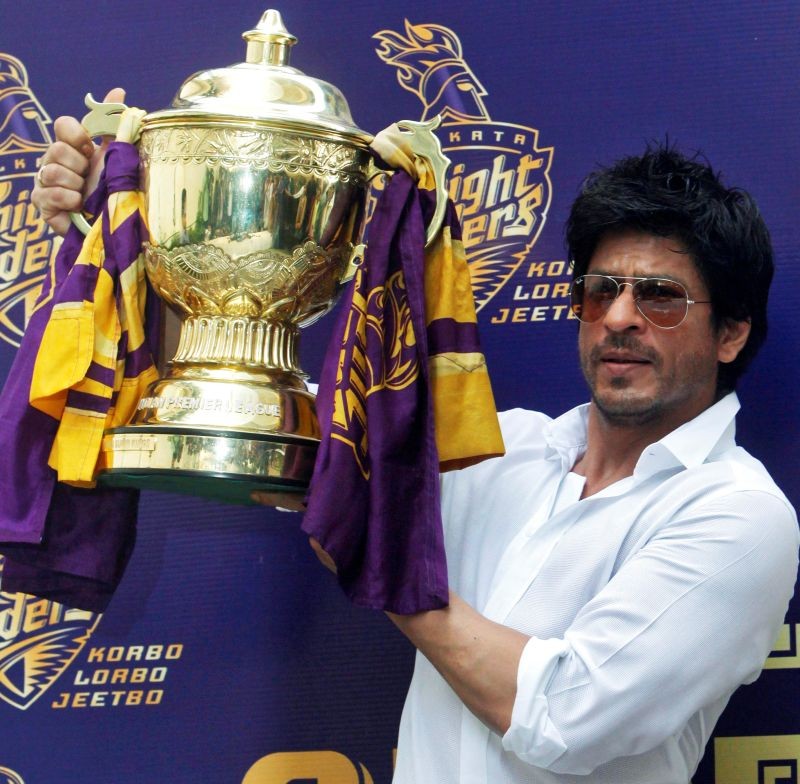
[578,230,745,431]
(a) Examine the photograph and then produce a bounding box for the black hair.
[565,142,774,392]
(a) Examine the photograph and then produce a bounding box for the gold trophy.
[80,10,448,504]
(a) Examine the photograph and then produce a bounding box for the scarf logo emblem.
[331,268,419,479]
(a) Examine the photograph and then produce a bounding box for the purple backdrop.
[0,2,797,782]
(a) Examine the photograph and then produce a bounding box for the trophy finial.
[243,9,298,67]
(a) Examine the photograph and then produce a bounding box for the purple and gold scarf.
[302,170,504,614]
[0,141,159,611]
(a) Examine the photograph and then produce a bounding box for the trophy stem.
[173,315,300,372]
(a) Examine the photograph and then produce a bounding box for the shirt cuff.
[501,635,569,768]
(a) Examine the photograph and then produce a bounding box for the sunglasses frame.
[570,274,712,330]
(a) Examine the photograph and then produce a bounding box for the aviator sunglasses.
[569,274,711,329]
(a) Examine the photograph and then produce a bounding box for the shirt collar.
[543,403,590,469]
[651,391,740,470]
[543,392,740,478]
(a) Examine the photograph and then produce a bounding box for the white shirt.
[393,393,799,784]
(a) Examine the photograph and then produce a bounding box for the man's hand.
[32,87,126,235]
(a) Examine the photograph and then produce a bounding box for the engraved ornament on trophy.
[74,10,449,504]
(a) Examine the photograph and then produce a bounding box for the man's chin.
[591,392,662,427]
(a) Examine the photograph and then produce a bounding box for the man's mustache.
[588,334,661,365]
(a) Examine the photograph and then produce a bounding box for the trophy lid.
[143,9,373,146]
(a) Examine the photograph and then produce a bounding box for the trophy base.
[97,426,317,506]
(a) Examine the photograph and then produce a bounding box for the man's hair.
[565,142,774,392]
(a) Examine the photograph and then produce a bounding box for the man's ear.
[717,318,751,364]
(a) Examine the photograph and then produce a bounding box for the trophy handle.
[397,116,451,249]
[368,116,451,249]
[69,93,131,235]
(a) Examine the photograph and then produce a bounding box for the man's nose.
[602,284,646,331]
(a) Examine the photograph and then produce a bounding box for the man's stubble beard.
[580,334,717,429]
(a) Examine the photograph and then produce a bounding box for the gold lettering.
[51,692,69,709]
[504,183,543,237]
[485,155,515,208]
[0,594,25,640]
[461,214,488,247]
[491,308,509,324]
[526,262,545,277]
[22,598,50,633]
[485,204,516,243]
[0,248,22,282]
[459,169,487,216]
[552,304,570,319]
[146,689,163,705]
[531,306,548,321]
[512,307,529,323]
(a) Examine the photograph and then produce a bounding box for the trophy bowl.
[94,10,408,505]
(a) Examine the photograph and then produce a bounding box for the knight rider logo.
[0,53,59,348]
[0,556,101,710]
[375,21,557,319]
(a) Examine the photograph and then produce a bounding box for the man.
[34,119,798,782]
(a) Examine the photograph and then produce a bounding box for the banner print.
[0,2,797,783]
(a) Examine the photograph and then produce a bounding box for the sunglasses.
[570,274,711,329]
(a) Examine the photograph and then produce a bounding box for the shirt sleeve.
[501,488,799,775]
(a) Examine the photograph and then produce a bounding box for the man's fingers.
[40,211,71,237]
[32,180,84,211]
[52,115,93,159]
[41,140,91,179]
[96,86,128,151]
[33,88,129,235]
[102,87,126,104]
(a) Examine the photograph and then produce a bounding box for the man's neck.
[572,398,712,498]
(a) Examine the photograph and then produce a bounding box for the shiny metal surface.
[146,9,373,144]
[99,427,317,504]
[92,10,450,502]
[139,124,371,327]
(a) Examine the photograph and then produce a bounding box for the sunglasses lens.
[570,276,691,328]
[570,276,618,322]
[633,279,689,328]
